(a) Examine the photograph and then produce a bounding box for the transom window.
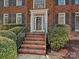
[33,0,45,8]
[75,0,79,4]
[58,13,65,24]
[58,0,65,5]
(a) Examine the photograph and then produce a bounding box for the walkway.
[17,54,47,59]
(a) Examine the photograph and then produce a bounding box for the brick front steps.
[18,32,46,55]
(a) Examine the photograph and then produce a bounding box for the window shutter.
[0,0,4,7]
[55,0,58,5]
[22,0,25,6]
[22,13,25,24]
[65,13,69,24]
[71,13,75,31]
[0,14,3,24]
[71,0,75,4]
[55,14,58,25]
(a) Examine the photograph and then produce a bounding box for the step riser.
[18,32,46,55]
[23,42,45,45]
[25,38,45,41]
[26,35,45,38]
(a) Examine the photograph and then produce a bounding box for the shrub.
[0,24,23,30]
[0,36,17,59]
[0,30,16,41]
[9,26,24,35]
[48,24,69,51]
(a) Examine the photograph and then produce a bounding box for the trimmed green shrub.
[0,30,16,41]
[0,36,17,59]
[48,24,69,51]
[9,26,24,35]
[0,24,23,30]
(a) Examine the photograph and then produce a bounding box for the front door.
[32,15,44,32]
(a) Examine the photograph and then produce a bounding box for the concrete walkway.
[17,54,47,59]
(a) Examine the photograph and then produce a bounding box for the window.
[58,0,65,5]
[33,0,45,8]
[58,13,65,24]
[16,13,22,24]
[9,14,16,24]
[16,0,22,6]
[75,0,79,4]
[4,0,9,7]
[9,0,16,6]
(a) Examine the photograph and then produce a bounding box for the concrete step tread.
[18,49,46,55]
[23,41,45,45]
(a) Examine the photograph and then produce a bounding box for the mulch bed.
[47,37,79,59]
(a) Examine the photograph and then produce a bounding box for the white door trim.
[30,9,48,33]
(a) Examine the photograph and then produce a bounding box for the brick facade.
[0,0,79,32]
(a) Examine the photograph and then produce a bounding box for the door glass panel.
[36,17,42,30]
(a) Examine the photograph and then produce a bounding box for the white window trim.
[16,0,22,6]
[58,0,65,5]
[3,14,8,25]
[33,0,46,8]
[16,13,22,24]
[58,13,65,24]
[4,0,9,7]
[75,12,79,31]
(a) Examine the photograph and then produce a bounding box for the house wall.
[0,0,79,31]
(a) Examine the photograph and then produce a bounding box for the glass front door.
[33,15,44,32]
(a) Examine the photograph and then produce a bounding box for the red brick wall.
[0,0,79,29]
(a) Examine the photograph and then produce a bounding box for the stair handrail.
[45,32,47,54]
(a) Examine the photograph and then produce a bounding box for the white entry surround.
[30,9,48,33]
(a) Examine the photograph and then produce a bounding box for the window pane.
[34,0,45,8]
[9,0,16,6]
[16,0,22,6]
[16,13,22,24]
[9,14,16,24]
[4,0,9,7]
[75,0,79,4]
[4,14,9,24]
[58,0,65,5]
[58,13,65,24]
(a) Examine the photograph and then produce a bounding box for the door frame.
[32,15,44,32]
[30,9,48,33]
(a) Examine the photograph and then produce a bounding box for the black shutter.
[22,0,25,6]
[55,14,58,25]
[66,0,69,5]
[55,0,58,5]
[71,0,75,4]
[22,13,25,24]
[0,0,4,7]
[0,14,3,24]
[71,13,75,31]
[65,13,69,24]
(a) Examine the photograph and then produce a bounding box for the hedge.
[0,24,23,30]
[48,24,69,51]
[9,26,24,35]
[0,36,17,59]
[0,30,17,41]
